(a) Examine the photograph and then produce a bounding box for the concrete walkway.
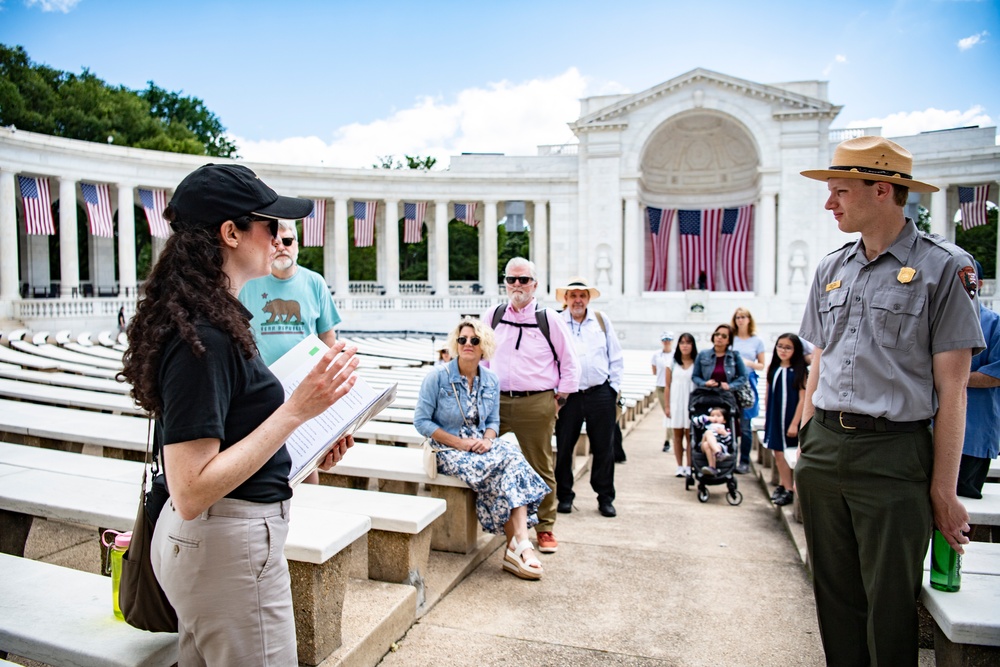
[379,413,826,666]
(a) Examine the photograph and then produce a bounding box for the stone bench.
[0,553,179,667]
[0,454,371,665]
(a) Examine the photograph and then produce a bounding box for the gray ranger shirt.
[800,218,985,422]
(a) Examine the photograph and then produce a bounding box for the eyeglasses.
[279,237,295,247]
[456,336,481,346]
[505,276,533,285]
[250,218,278,238]
[776,345,795,351]
[713,333,729,338]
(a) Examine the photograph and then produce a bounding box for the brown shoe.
[536,531,558,553]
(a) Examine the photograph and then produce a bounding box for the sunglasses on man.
[456,336,481,346]
[504,276,533,285]
[279,237,295,247]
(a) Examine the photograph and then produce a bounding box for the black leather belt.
[578,381,610,395]
[501,390,553,398]
[815,408,929,433]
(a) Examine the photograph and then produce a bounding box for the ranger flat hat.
[168,163,314,229]
[556,276,600,303]
[801,136,939,193]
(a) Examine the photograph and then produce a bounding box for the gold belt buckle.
[838,412,857,430]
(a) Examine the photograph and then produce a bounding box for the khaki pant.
[795,416,933,667]
[152,497,296,666]
[499,392,557,532]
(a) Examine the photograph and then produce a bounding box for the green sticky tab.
[309,346,320,356]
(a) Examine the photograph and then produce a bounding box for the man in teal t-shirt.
[239,220,341,365]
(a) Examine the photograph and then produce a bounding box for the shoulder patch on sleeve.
[958,265,979,300]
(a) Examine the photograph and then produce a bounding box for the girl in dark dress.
[764,333,807,506]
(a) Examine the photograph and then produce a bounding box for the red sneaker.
[536,531,558,553]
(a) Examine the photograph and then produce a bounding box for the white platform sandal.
[502,537,543,580]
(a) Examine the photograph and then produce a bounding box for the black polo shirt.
[157,309,291,503]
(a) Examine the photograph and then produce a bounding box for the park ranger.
[796,136,985,666]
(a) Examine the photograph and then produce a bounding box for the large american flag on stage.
[646,206,674,291]
[403,202,427,244]
[454,202,477,227]
[720,204,754,291]
[678,209,722,290]
[353,200,377,247]
[958,185,990,231]
[81,182,114,237]
[17,176,55,235]
[303,199,326,247]
[138,188,171,239]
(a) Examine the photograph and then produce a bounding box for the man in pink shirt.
[483,257,580,554]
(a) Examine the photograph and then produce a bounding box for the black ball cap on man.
[167,163,313,230]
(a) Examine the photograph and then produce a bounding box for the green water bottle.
[106,530,132,619]
[929,528,961,592]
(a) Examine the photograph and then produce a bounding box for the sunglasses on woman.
[456,336,481,346]
[505,276,533,285]
[250,218,279,238]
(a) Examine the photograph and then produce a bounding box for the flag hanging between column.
[646,206,674,291]
[403,202,427,243]
[455,202,478,227]
[138,188,170,239]
[353,200,377,247]
[303,200,326,247]
[17,176,55,235]
[720,204,754,291]
[958,185,990,230]
[80,182,114,237]
[678,209,723,290]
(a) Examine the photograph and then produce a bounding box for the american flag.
[353,200,377,247]
[81,182,114,237]
[720,204,754,291]
[678,209,723,291]
[646,206,674,291]
[403,201,427,244]
[959,185,990,231]
[138,188,171,239]
[303,199,326,247]
[455,202,478,227]
[17,176,55,235]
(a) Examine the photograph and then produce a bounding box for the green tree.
[139,83,236,157]
[955,206,998,279]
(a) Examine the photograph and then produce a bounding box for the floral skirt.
[433,438,550,535]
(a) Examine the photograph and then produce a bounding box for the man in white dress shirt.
[554,277,624,517]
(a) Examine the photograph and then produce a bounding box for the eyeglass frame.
[279,236,295,247]
[504,276,534,285]
[456,336,481,346]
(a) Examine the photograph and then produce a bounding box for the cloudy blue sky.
[2,0,997,168]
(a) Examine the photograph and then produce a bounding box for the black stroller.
[684,387,744,505]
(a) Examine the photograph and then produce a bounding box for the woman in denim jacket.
[692,324,750,392]
[415,317,550,580]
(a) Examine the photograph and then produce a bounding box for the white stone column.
[994,182,1000,279]
[667,209,680,291]
[930,187,948,239]
[58,177,80,296]
[321,199,335,290]
[383,199,400,297]
[433,201,449,296]
[333,198,349,295]
[758,191,777,297]
[117,184,137,297]
[0,170,18,301]
[623,196,640,297]
[483,201,498,296]
[532,200,548,296]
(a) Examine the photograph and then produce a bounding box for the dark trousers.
[555,382,616,505]
[957,453,991,499]
[795,416,933,667]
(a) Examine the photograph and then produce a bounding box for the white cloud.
[846,106,994,137]
[235,68,612,169]
[958,31,989,51]
[25,0,81,12]
[822,54,847,77]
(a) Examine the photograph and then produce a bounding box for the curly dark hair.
[119,214,258,417]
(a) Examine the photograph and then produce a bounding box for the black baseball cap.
[167,164,313,229]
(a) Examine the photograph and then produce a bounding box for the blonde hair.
[731,308,757,336]
[448,317,496,361]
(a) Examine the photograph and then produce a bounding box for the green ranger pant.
[795,416,933,667]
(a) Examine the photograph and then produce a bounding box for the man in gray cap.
[796,136,984,665]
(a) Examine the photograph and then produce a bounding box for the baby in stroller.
[691,407,732,477]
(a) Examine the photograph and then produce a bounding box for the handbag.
[119,421,178,633]
[734,381,755,409]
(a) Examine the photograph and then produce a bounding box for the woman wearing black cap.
[121,164,359,665]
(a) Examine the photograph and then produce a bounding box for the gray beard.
[272,257,294,272]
